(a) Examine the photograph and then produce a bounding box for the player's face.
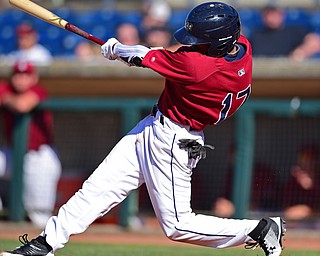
[11,73,38,93]
[17,32,38,49]
[263,9,284,29]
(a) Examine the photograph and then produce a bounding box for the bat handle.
[65,23,105,45]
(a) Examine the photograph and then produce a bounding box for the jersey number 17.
[215,84,251,125]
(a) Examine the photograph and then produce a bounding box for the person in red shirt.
[0,62,61,228]
[1,3,284,256]
[282,145,320,222]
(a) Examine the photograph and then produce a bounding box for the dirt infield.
[0,219,319,250]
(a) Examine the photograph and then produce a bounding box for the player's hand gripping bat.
[9,0,105,45]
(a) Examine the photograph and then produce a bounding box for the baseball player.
[0,62,61,228]
[0,2,285,256]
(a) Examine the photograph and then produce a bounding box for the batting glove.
[101,38,120,60]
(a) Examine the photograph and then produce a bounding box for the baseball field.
[1,240,319,256]
[0,220,319,256]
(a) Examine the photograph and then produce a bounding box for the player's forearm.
[101,38,157,67]
[114,43,152,66]
[2,93,39,113]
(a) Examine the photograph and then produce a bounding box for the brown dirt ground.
[0,218,319,251]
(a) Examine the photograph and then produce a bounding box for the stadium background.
[0,0,320,233]
[1,0,320,55]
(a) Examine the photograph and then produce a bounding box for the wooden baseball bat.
[9,0,105,45]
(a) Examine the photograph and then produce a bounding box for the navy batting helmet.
[174,2,241,57]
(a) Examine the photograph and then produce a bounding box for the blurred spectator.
[249,5,309,57]
[143,26,173,48]
[140,0,172,37]
[0,0,10,8]
[116,23,141,45]
[0,62,61,227]
[282,144,320,221]
[289,32,320,62]
[6,23,53,66]
[74,41,101,62]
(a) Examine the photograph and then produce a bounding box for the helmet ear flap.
[208,29,240,57]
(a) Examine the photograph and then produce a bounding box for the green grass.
[0,239,319,256]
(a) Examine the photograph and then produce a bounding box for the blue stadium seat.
[24,15,50,30]
[168,9,189,32]
[39,26,68,56]
[1,9,27,26]
[51,7,75,22]
[238,8,263,38]
[0,24,17,54]
[309,11,320,33]
[91,24,112,41]
[0,11,22,54]
[95,9,119,36]
[95,9,118,23]
[71,9,116,26]
[117,10,142,27]
[284,8,311,29]
[0,10,47,39]
[61,34,84,57]
[0,11,6,25]
[68,9,118,40]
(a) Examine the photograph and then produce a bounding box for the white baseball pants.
[43,110,259,253]
[0,145,61,228]
[24,145,62,227]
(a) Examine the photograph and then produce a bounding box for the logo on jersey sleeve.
[238,68,245,77]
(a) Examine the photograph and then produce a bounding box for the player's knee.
[165,228,183,242]
[162,214,196,242]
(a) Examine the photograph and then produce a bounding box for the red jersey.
[0,82,54,151]
[142,35,252,131]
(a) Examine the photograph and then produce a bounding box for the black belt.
[151,105,200,131]
[151,105,164,125]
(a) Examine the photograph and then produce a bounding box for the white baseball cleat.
[246,217,286,256]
